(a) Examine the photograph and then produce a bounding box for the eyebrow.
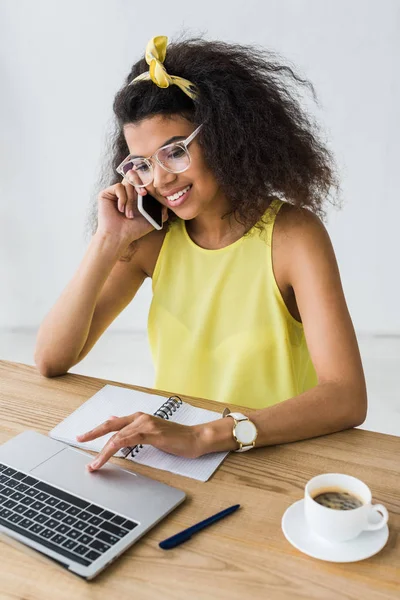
[129,135,186,159]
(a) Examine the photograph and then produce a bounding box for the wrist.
[195,418,240,455]
[93,230,132,258]
[225,412,258,452]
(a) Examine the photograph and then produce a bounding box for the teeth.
[166,185,191,201]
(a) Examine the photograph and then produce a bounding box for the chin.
[169,203,200,221]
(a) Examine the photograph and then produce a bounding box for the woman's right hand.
[96,172,168,245]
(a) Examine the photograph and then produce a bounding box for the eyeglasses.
[116,124,203,188]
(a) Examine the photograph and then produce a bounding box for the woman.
[34,35,367,471]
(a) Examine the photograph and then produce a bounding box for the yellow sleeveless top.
[148,199,318,409]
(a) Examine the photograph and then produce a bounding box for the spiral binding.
[154,395,183,420]
[120,395,182,459]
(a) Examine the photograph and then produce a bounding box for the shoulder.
[274,200,328,240]
[134,226,169,278]
[272,201,336,286]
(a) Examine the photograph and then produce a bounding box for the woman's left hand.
[76,413,204,471]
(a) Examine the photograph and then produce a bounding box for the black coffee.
[312,489,363,510]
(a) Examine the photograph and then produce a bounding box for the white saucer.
[281,500,389,563]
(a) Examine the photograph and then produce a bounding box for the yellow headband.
[129,36,198,101]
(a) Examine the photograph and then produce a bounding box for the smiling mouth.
[165,184,192,202]
[163,184,192,208]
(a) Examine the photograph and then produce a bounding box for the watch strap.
[227,412,248,422]
[224,412,257,452]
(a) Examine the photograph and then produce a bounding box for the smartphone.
[137,193,163,230]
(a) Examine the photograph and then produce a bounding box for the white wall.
[1,0,399,335]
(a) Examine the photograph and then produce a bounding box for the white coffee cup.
[304,473,389,543]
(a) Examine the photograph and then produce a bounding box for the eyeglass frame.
[116,123,203,187]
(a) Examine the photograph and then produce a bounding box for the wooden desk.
[0,360,399,599]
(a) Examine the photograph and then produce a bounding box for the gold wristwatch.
[223,408,258,452]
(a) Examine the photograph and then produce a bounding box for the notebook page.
[49,384,229,481]
[129,403,229,482]
[49,385,169,458]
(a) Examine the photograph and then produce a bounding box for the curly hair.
[85,34,341,255]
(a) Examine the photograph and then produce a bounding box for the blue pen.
[159,504,240,550]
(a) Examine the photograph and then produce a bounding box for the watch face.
[235,420,257,444]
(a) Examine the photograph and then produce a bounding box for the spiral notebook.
[49,384,229,482]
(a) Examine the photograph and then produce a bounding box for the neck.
[185,192,248,250]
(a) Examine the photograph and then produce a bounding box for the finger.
[87,441,120,471]
[115,183,129,214]
[123,177,137,220]
[124,169,142,187]
[76,416,132,442]
[87,414,153,470]
[87,427,143,471]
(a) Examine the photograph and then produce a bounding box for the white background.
[1,0,399,339]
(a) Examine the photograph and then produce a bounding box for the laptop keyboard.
[0,462,138,567]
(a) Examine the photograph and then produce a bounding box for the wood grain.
[0,360,399,599]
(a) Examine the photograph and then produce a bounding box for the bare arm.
[34,232,146,377]
[70,205,369,468]
[34,174,168,378]
[199,206,368,453]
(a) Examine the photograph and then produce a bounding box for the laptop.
[0,430,186,579]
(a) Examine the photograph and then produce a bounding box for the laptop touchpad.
[30,447,146,516]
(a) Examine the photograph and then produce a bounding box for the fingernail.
[127,209,134,218]
[89,459,100,469]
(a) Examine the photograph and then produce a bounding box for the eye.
[122,162,133,174]
[133,161,150,173]
[167,147,186,160]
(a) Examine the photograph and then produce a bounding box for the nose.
[151,161,177,192]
